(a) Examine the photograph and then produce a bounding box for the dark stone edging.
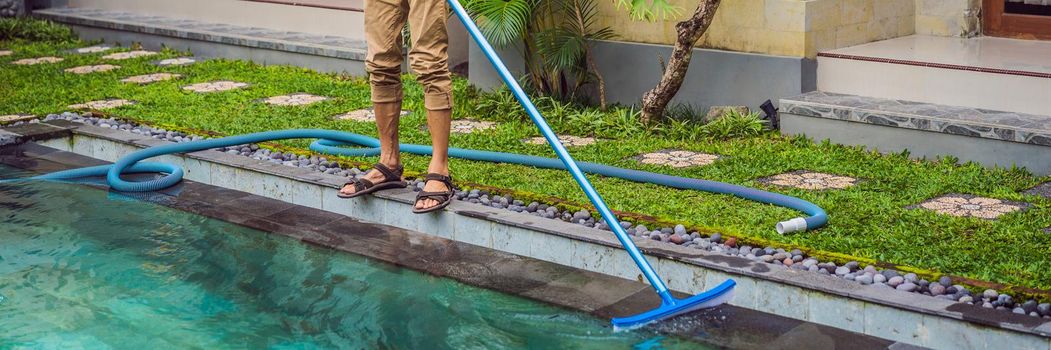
[10,120,1051,346]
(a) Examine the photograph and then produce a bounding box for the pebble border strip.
[11,111,1051,320]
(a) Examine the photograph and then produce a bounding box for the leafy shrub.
[0,18,77,43]
[700,108,767,139]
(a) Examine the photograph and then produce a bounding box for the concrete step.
[62,0,365,39]
[779,91,1051,175]
[816,35,1051,116]
[34,7,369,74]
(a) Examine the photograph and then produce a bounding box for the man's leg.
[341,0,408,196]
[406,0,454,210]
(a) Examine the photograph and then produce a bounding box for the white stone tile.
[574,240,642,282]
[182,158,212,183]
[920,313,991,349]
[863,304,927,345]
[71,136,96,158]
[452,217,493,248]
[754,280,809,320]
[153,154,185,169]
[705,270,755,308]
[494,226,534,257]
[321,187,356,217]
[655,258,708,294]
[291,181,323,209]
[808,291,865,333]
[209,164,239,190]
[385,201,423,232]
[37,138,71,152]
[417,210,457,238]
[530,233,575,267]
[352,196,389,225]
[489,221,515,252]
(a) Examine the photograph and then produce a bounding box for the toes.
[415,199,437,209]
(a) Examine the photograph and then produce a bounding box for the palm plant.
[462,0,615,107]
[535,0,615,108]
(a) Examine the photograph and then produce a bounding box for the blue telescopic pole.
[446,0,675,304]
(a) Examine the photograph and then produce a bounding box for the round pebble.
[896,282,917,292]
[929,283,946,296]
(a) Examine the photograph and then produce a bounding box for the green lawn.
[2,39,1049,295]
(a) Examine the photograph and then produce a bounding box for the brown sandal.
[337,163,406,198]
[412,173,455,214]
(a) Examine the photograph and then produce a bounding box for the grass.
[1,38,1050,295]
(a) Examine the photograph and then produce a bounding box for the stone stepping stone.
[260,93,329,106]
[0,50,11,57]
[101,50,158,60]
[64,64,120,74]
[11,56,63,65]
[333,108,409,122]
[759,170,858,190]
[450,120,496,134]
[524,135,597,147]
[68,99,135,110]
[121,73,182,84]
[636,149,720,168]
[182,81,248,93]
[421,119,496,134]
[913,194,1029,220]
[72,45,112,54]
[0,114,35,124]
[155,57,196,66]
[1023,182,1051,199]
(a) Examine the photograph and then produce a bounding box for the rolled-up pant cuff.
[424,91,453,110]
[370,83,403,103]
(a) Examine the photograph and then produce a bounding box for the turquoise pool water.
[0,166,700,349]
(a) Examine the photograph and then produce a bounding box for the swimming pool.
[0,165,702,349]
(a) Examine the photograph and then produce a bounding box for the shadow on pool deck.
[0,142,912,349]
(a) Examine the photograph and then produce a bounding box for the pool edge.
[10,120,1050,350]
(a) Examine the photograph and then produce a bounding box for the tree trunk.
[639,0,721,124]
[585,48,607,110]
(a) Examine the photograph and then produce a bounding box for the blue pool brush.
[446,0,737,329]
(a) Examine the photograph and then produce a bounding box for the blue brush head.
[612,279,736,331]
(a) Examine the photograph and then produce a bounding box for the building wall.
[914,0,981,37]
[593,0,916,58]
[468,39,815,112]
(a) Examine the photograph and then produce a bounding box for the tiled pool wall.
[26,123,1051,350]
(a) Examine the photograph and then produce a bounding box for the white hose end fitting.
[776,217,808,234]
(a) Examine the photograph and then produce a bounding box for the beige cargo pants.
[364,0,453,111]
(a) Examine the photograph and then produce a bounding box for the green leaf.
[463,0,534,47]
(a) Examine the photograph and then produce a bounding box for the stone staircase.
[781,35,1051,175]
